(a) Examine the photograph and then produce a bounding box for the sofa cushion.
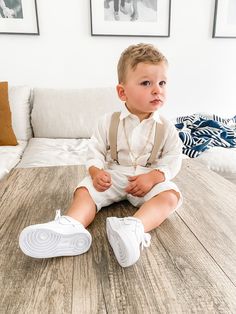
[17,138,89,168]
[0,82,18,146]
[9,85,32,140]
[31,87,122,138]
[0,140,28,180]
[197,147,236,184]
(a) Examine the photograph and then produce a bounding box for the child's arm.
[154,121,183,182]
[86,114,112,192]
[86,114,109,171]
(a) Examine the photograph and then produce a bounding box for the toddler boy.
[19,43,183,267]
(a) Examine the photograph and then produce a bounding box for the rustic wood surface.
[0,160,236,314]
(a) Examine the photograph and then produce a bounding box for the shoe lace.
[54,209,79,228]
[123,217,151,250]
[140,232,151,250]
[55,209,62,220]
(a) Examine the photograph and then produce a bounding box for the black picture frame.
[0,0,39,35]
[90,0,171,37]
[213,0,236,38]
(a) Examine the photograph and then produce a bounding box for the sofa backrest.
[31,87,123,138]
[9,86,32,141]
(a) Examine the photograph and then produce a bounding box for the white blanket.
[0,140,28,180]
[17,138,89,168]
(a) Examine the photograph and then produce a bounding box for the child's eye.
[140,80,151,86]
[159,81,166,86]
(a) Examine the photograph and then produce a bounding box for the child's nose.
[152,84,161,94]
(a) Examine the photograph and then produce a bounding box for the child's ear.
[116,84,127,101]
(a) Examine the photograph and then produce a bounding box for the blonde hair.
[117,43,168,84]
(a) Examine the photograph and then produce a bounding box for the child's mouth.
[150,99,162,105]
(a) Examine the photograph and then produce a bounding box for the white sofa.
[0,86,122,181]
[1,86,236,184]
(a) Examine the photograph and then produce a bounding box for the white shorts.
[76,168,183,212]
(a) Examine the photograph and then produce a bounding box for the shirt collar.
[119,104,162,123]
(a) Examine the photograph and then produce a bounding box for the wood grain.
[0,161,236,313]
[0,166,80,314]
[174,159,236,286]
[72,201,236,313]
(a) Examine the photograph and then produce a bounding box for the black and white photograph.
[0,0,39,34]
[213,0,236,38]
[0,0,23,19]
[90,0,171,37]
[104,0,157,22]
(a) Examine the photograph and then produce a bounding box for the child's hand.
[125,173,155,197]
[92,169,112,192]
[125,170,165,197]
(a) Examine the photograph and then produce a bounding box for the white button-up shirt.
[86,106,183,181]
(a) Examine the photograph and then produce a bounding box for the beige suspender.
[109,112,165,166]
[146,122,165,166]
[109,112,121,164]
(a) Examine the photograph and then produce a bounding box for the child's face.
[117,62,167,120]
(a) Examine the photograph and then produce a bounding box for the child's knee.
[160,190,180,208]
[74,186,90,198]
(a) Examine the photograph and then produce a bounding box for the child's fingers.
[95,182,111,191]
[127,184,140,194]
[101,175,111,184]
[125,182,136,193]
[128,176,137,181]
[130,189,144,197]
[105,172,112,181]
[98,178,111,186]
[128,186,140,194]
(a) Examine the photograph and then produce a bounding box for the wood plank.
[72,201,236,313]
[174,159,236,285]
[0,171,11,199]
[0,166,84,314]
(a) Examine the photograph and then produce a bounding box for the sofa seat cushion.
[17,138,89,168]
[0,140,28,180]
[196,147,236,184]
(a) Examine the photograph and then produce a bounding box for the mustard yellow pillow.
[0,82,18,146]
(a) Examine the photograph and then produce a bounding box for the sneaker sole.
[19,226,92,258]
[106,218,139,267]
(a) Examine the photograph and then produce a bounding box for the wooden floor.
[0,160,236,313]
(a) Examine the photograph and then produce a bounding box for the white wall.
[1,0,236,119]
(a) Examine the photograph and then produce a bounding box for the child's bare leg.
[133,190,180,232]
[66,187,96,228]
[131,0,138,21]
[133,0,138,13]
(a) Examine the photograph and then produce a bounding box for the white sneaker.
[19,210,92,258]
[106,217,151,267]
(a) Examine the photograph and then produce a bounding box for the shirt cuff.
[155,167,171,181]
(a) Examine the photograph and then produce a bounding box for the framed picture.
[0,0,39,35]
[213,0,236,38]
[90,0,171,37]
